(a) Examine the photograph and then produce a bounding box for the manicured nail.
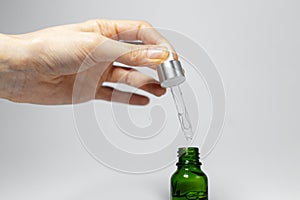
[147,47,169,59]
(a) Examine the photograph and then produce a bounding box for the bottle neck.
[176,147,202,168]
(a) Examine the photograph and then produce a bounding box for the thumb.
[89,38,169,68]
[112,40,169,67]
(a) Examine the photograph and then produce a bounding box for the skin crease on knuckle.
[128,47,142,65]
[123,68,135,86]
[139,20,152,29]
[94,19,119,39]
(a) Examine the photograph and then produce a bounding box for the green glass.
[171,147,208,200]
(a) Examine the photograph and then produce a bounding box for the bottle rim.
[177,146,201,166]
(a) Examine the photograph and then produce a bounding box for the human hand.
[0,19,176,105]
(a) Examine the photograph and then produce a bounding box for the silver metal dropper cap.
[157,53,186,88]
[118,40,186,88]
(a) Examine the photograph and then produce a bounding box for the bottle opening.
[177,147,201,166]
[178,147,199,155]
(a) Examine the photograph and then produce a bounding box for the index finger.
[79,19,178,59]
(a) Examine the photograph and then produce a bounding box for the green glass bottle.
[171,147,208,200]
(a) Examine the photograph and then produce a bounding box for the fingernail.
[147,47,169,59]
[155,87,167,96]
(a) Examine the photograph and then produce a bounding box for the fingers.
[98,86,150,105]
[115,42,170,67]
[107,66,166,96]
[80,20,162,44]
[80,19,178,60]
[91,38,169,67]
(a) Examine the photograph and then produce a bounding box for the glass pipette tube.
[170,85,193,142]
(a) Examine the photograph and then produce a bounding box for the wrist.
[0,34,30,100]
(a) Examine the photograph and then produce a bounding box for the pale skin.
[0,19,177,105]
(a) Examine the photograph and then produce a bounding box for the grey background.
[0,0,299,199]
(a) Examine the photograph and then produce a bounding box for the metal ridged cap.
[157,60,185,88]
